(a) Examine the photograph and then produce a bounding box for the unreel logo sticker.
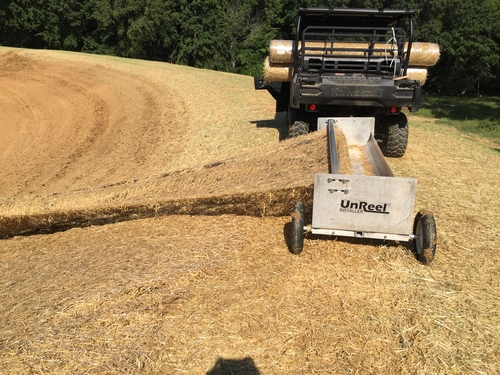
[339,200,390,214]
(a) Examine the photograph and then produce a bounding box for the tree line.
[1,0,499,95]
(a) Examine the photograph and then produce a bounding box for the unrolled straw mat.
[0,132,330,238]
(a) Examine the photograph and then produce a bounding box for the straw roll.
[269,40,399,64]
[264,55,428,85]
[269,40,440,67]
[263,57,293,83]
[408,43,440,67]
[406,67,428,86]
[269,40,295,64]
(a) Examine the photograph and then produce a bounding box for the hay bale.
[269,40,295,64]
[269,40,440,67]
[269,40,398,64]
[265,58,429,85]
[263,57,293,83]
[408,43,440,67]
[407,67,428,86]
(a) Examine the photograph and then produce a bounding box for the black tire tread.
[290,202,305,254]
[288,121,309,138]
[413,210,437,265]
[287,107,310,139]
[381,114,409,158]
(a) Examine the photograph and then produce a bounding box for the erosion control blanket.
[0,132,329,237]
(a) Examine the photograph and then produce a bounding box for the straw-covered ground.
[0,48,499,374]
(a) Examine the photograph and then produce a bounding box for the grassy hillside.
[417,94,500,146]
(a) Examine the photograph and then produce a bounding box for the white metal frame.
[310,118,417,242]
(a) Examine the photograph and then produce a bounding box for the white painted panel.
[312,174,417,235]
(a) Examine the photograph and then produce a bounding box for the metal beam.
[327,119,340,174]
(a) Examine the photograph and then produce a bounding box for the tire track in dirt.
[31,71,112,190]
[0,50,189,198]
[0,87,39,172]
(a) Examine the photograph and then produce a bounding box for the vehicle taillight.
[309,104,317,111]
[390,106,398,114]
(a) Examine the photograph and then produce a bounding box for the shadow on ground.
[419,95,500,152]
[420,95,500,122]
[251,112,288,140]
[206,357,260,375]
[283,221,419,261]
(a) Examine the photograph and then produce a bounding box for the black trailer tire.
[413,210,437,265]
[290,202,305,254]
[380,113,409,158]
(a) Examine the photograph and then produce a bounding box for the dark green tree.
[0,0,499,95]
[427,0,500,95]
[171,0,232,70]
[1,0,47,48]
[91,0,179,59]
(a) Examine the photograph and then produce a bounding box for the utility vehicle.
[255,8,422,157]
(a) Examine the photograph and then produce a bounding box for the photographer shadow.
[206,357,260,375]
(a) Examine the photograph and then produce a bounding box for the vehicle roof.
[298,8,415,17]
[297,8,414,30]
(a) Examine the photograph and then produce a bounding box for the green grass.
[415,95,500,145]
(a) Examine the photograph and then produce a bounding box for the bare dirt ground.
[0,47,499,374]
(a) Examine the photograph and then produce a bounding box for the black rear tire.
[290,202,305,254]
[380,113,409,158]
[288,121,309,138]
[287,108,310,138]
[413,210,437,264]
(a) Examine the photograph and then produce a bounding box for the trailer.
[290,117,436,264]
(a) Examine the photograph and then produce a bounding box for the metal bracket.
[327,178,349,184]
[328,189,349,194]
[327,178,350,194]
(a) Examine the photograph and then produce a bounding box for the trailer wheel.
[290,202,305,254]
[413,210,437,264]
[380,113,408,158]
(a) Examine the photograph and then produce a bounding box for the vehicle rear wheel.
[413,210,437,264]
[290,202,305,254]
[380,113,408,158]
[288,121,309,138]
[287,108,310,138]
